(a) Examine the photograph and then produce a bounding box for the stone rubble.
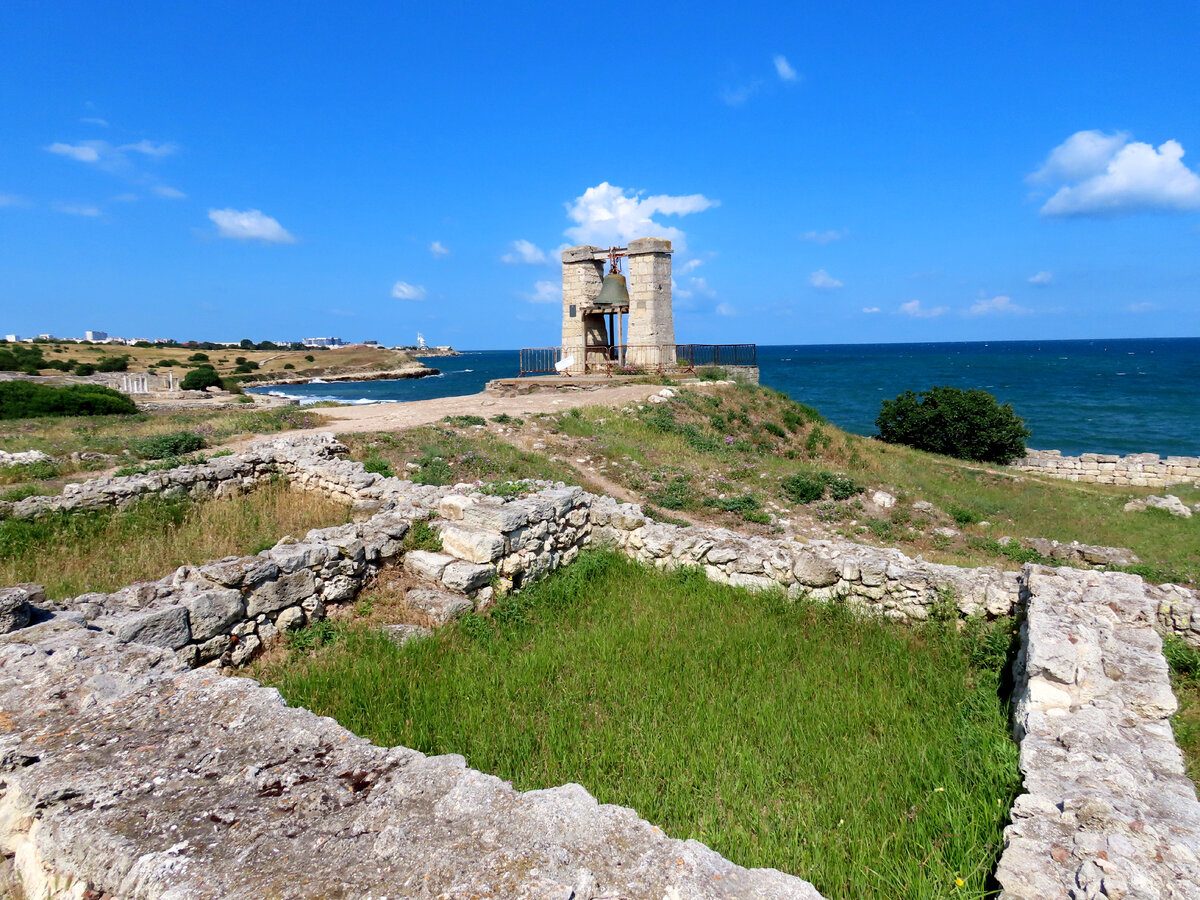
[996,566,1200,899]
[0,449,51,467]
[1019,536,1142,568]
[1124,493,1195,518]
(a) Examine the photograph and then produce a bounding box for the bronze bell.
[593,271,629,306]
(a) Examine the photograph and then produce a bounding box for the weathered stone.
[404,588,473,627]
[439,525,506,564]
[441,560,495,593]
[403,550,455,581]
[870,490,897,509]
[97,605,190,650]
[0,584,40,633]
[229,632,261,665]
[793,552,838,587]
[275,606,306,632]
[461,503,530,533]
[438,493,474,520]
[181,589,245,642]
[246,569,317,617]
[200,556,279,588]
[321,574,359,604]
[382,622,433,646]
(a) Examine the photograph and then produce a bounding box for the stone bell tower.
[559,237,674,373]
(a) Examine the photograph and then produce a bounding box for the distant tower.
[560,237,674,373]
[417,332,426,349]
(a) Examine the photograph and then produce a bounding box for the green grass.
[260,551,1019,900]
[0,481,351,598]
[1166,635,1200,781]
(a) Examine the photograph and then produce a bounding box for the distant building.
[4,335,19,342]
[302,337,345,348]
[362,340,379,347]
[85,330,108,342]
[37,334,55,341]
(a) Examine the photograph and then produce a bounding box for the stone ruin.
[1,430,1199,897]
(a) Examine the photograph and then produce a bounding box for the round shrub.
[130,430,207,459]
[0,382,137,418]
[180,366,223,391]
[875,386,1030,464]
[73,363,95,376]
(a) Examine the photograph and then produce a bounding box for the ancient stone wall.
[3,434,1200,897]
[1016,448,1200,487]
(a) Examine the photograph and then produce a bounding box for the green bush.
[0,382,137,419]
[696,366,728,381]
[129,430,207,459]
[763,421,786,439]
[188,353,210,362]
[781,470,863,504]
[875,386,1030,464]
[180,366,223,391]
[442,415,487,427]
[363,456,394,477]
[95,355,129,372]
[73,363,96,376]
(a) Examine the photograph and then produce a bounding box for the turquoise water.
[248,338,1200,458]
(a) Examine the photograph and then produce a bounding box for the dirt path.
[227,383,676,449]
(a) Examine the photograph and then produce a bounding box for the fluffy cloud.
[153,185,186,199]
[1031,131,1200,217]
[900,300,947,318]
[716,302,737,316]
[808,269,843,291]
[719,82,761,106]
[799,228,848,244]
[47,142,100,162]
[502,239,551,265]
[968,295,1028,316]
[678,258,704,274]
[1028,270,1054,285]
[862,307,881,314]
[773,55,798,82]
[391,281,426,301]
[564,182,716,250]
[429,241,450,257]
[0,194,27,208]
[80,117,108,127]
[524,280,560,304]
[1126,301,1160,312]
[208,208,296,243]
[53,203,101,217]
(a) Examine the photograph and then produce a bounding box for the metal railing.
[519,344,756,377]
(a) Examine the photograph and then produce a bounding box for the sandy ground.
[273,383,677,439]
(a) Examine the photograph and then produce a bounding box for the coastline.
[248,366,441,388]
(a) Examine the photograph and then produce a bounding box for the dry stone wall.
[1016,448,1200,487]
[3,433,1200,897]
[997,566,1200,899]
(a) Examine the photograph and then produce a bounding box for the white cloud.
[1029,130,1129,184]
[900,300,948,318]
[1031,131,1200,217]
[564,182,717,250]
[719,82,761,106]
[687,276,716,298]
[153,185,186,199]
[47,142,100,163]
[1028,270,1054,285]
[808,269,843,291]
[773,54,798,82]
[524,280,560,304]
[391,281,426,301]
[968,295,1028,316]
[799,228,848,244]
[862,307,881,314]
[80,117,108,127]
[122,140,177,157]
[112,193,139,203]
[502,239,551,265]
[1126,301,1160,312]
[54,202,101,217]
[208,208,296,243]
[0,193,27,208]
[715,302,737,316]
[678,258,704,274]
[429,240,450,257]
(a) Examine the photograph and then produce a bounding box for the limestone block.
[275,606,306,632]
[439,525,506,564]
[98,605,191,650]
[322,574,359,604]
[230,633,261,666]
[268,542,333,574]
[405,588,473,627]
[382,623,432,646]
[442,561,495,594]
[181,589,245,642]
[404,550,456,581]
[247,569,317,617]
[461,504,529,533]
[200,556,280,589]
[438,494,474,521]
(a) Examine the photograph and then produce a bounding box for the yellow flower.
[955,877,965,887]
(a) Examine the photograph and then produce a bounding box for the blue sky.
[2,1,1198,349]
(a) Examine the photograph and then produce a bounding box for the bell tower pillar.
[561,245,605,374]
[625,237,674,368]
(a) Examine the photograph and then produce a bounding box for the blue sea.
[247,338,1200,458]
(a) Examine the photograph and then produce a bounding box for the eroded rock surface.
[0,620,823,900]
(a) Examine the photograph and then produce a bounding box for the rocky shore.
[250,364,440,387]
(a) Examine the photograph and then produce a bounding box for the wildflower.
[955,877,964,887]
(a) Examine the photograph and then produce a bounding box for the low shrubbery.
[129,430,208,460]
[0,382,138,419]
[781,470,863,504]
[180,366,223,391]
[876,385,1030,464]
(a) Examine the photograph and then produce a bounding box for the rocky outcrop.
[1124,493,1196,518]
[996,566,1200,899]
[1018,536,1141,568]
